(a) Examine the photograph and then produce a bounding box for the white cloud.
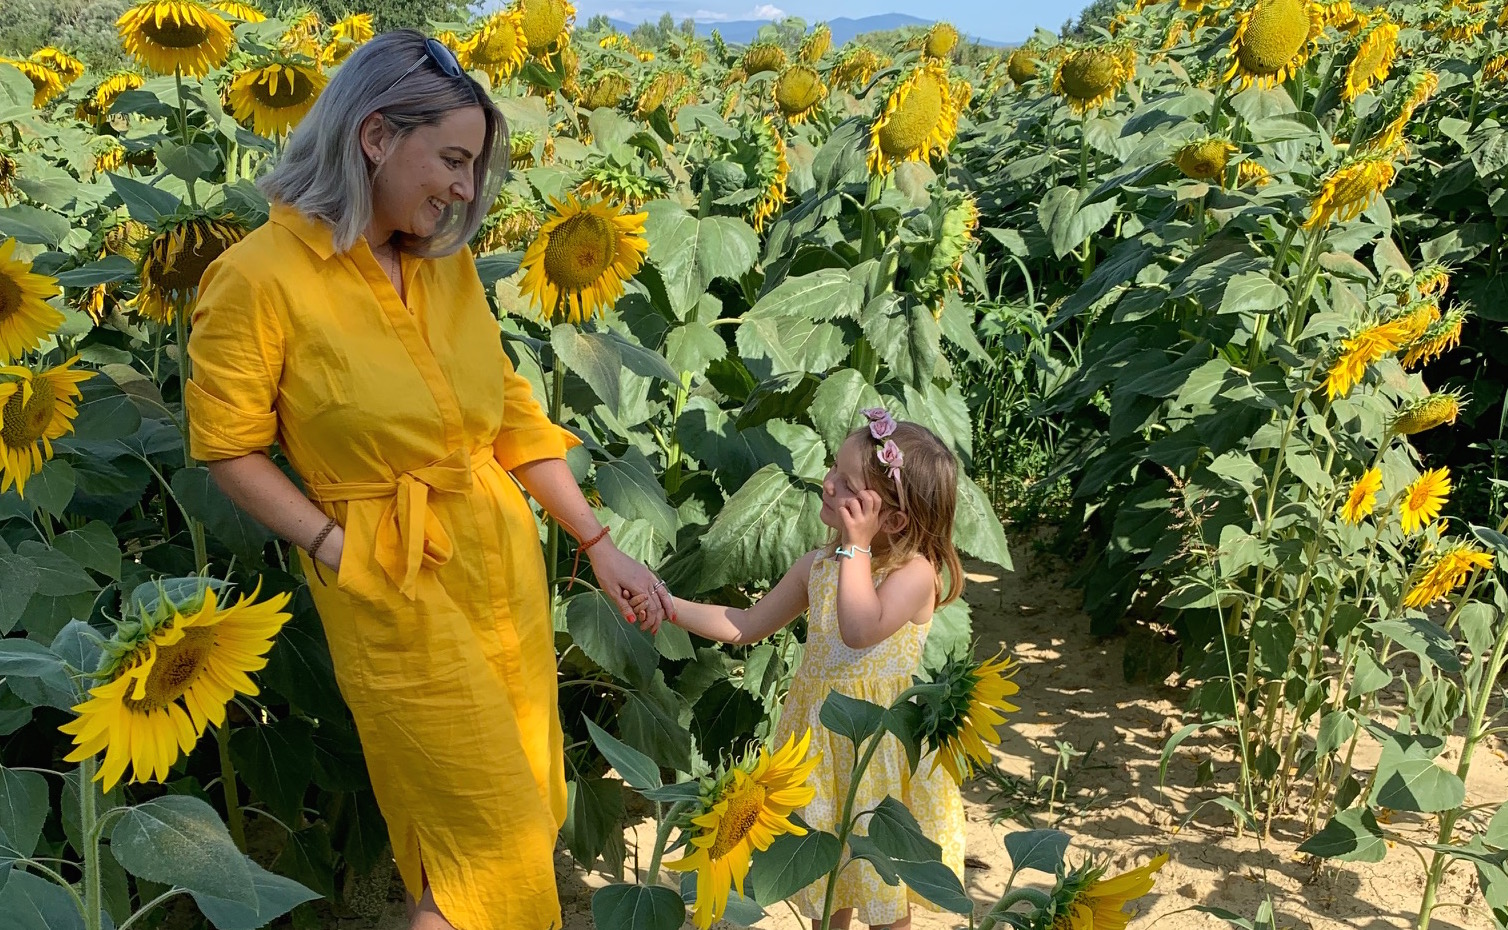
[750,3,785,17]
[692,8,733,19]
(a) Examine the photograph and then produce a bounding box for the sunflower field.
[0,0,1506,926]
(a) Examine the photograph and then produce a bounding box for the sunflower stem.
[644,800,689,886]
[818,731,886,930]
[173,69,198,208]
[79,752,103,930]
[173,304,209,573]
[860,172,885,262]
[215,725,247,852]
[976,888,1053,930]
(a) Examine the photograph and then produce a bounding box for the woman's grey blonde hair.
[258,29,509,257]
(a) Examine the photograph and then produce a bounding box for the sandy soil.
[361,540,1506,930]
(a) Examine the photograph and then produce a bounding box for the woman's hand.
[589,543,674,632]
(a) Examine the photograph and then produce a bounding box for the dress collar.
[269,202,338,260]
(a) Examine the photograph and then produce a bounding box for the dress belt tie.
[308,446,496,600]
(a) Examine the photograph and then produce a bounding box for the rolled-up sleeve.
[185,256,283,461]
[492,352,581,471]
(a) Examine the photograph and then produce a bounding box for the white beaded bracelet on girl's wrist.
[835,544,872,559]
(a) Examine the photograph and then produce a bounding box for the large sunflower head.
[575,162,670,211]
[1342,15,1399,102]
[773,64,827,124]
[742,41,787,75]
[868,59,962,175]
[228,57,327,138]
[1,57,67,108]
[460,9,529,82]
[1174,137,1239,182]
[906,190,979,312]
[924,22,961,59]
[117,0,235,77]
[517,0,574,59]
[0,357,92,495]
[1223,0,1324,90]
[1400,467,1451,534]
[665,730,820,930]
[1047,853,1169,929]
[701,115,789,232]
[917,649,1021,784]
[0,237,64,364]
[137,213,248,324]
[578,69,632,109]
[831,44,882,90]
[1053,45,1132,114]
[1404,543,1494,608]
[320,12,374,65]
[1303,148,1398,230]
[1402,307,1466,368]
[59,580,292,791]
[518,195,648,325]
[799,24,832,63]
[1391,390,1463,436]
[29,47,85,85]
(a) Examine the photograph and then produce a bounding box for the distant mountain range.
[604,13,1007,47]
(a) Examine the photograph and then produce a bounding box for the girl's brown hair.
[831,421,966,607]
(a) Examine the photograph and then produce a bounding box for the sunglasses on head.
[381,37,465,97]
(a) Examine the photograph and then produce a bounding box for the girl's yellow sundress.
[772,554,966,926]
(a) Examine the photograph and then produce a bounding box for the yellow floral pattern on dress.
[773,555,966,925]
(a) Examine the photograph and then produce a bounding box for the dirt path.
[366,541,1504,929]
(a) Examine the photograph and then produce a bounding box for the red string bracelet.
[566,525,611,591]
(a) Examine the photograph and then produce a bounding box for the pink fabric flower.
[877,439,904,478]
[862,407,897,440]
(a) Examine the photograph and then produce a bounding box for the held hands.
[838,488,884,548]
[589,541,675,633]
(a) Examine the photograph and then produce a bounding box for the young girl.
[637,408,967,930]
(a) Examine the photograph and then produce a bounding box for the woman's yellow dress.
[773,555,966,926]
[186,204,578,930]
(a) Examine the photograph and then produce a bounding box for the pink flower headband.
[861,407,905,511]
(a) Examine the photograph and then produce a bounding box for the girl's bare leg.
[408,886,457,930]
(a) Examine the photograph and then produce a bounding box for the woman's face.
[368,106,485,239]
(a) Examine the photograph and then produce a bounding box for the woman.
[187,30,672,930]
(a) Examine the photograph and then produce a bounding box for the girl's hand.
[589,542,674,630]
[838,489,883,547]
[626,591,667,634]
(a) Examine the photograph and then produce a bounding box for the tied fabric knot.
[309,446,496,600]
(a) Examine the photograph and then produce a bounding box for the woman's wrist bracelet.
[307,517,338,583]
[566,525,611,591]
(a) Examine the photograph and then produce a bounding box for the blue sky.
[565,0,1090,45]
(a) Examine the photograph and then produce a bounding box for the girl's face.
[820,435,873,528]
[367,106,484,239]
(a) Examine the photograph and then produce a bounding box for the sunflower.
[460,9,529,82]
[1223,0,1324,90]
[1,57,67,108]
[1054,45,1133,114]
[1410,263,1451,298]
[1174,137,1238,182]
[117,0,234,77]
[1342,16,1398,101]
[105,218,150,259]
[320,12,374,65]
[918,650,1021,784]
[773,64,826,123]
[91,136,128,176]
[635,67,693,119]
[1237,158,1273,186]
[1486,53,1508,84]
[1340,467,1382,524]
[868,60,962,175]
[228,58,326,138]
[0,152,16,204]
[832,44,883,90]
[508,130,538,168]
[1364,70,1438,152]
[1049,853,1169,929]
[473,194,543,253]
[83,70,146,122]
[1159,18,1188,53]
[1392,391,1463,436]
[518,195,647,325]
[1404,544,1494,608]
[1402,308,1466,367]
[910,191,979,312]
[29,47,85,85]
[1385,298,1440,344]
[664,730,819,930]
[59,581,293,791]
[742,42,787,75]
[1322,316,1413,399]
[575,162,670,210]
[0,238,65,364]
[1438,18,1486,42]
[0,357,92,495]
[1007,45,1042,86]
[799,23,831,62]
[924,22,960,59]
[278,6,323,58]
[137,214,247,324]
[578,70,631,109]
[1304,149,1398,230]
[1399,467,1450,534]
[210,0,264,21]
[517,0,573,59]
[749,117,788,232]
